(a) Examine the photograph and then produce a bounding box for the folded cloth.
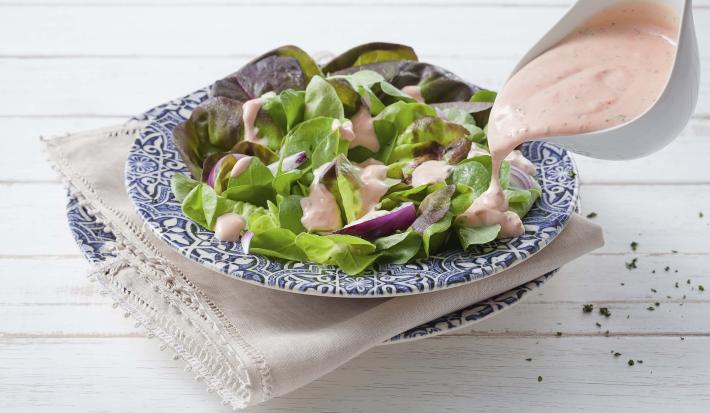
[44,123,604,409]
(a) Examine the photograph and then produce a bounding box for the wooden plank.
[3,183,708,256]
[1,5,708,59]
[2,254,708,337]
[1,336,709,412]
[1,117,123,184]
[4,255,709,306]
[4,0,710,8]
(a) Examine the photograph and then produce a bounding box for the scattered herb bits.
[582,304,594,313]
[625,258,638,270]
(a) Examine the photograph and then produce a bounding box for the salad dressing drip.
[340,107,381,152]
[242,98,266,145]
[214,213,246,242]
[460,0,678,237]
[402,85,425,103]
[229,156,252,178]
[411,160,453,188]
[359,164,391,215]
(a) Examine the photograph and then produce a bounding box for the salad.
[170,42,541,275]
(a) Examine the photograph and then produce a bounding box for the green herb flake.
[556,331,562,337]
[595,322,602,328]
[630,241,638,251]
[651,288,657,293]
[699,285,705,292]
[647,306,655,311]
[664,266,670,272]
[599,307,611,318]
[582,304,594,313]
[628,359,635,366]
[586,212,597,219]
[700,211,704,218]
[654,302,660,307]
[675,282,679,288]
[625,258,638,270]
[567,170,576,178]
[537,375,543,382]
[613,352,622,357]
[637,360,643,364]
[604,330,610,337]
[525,358,532,362]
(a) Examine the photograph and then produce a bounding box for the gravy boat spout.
[508,0,700,160]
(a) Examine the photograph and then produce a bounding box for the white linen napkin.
[44,123,603,409]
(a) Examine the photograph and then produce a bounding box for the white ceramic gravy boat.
[508,0,700,160]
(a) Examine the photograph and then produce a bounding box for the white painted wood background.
[1,0,709,411]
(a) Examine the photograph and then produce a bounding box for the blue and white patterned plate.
[64,193,555,343]
[126,88,578,298]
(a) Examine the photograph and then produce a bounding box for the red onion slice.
[509,164,534,190]
[335,202,417,239]
[268,151,308,174]
[241,230,253,253]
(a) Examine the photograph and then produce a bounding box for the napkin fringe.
[42,127,274,409]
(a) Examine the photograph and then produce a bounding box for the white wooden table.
[2,1,709,411]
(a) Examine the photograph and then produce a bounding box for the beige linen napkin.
[44,123,604,409]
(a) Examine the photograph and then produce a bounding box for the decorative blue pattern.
[65,196,116,263]
[64,191,555,343]
[125,88,579,297]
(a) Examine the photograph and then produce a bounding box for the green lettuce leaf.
[171,173,199,203]
[281,117,345,170]
[277,195,307,234]
[181,183,264,230]
[249,228,307,262]
[421,212,453,256]
[449,155,510,195]
[374,231,422,264]
[304,76,345,120]
[295,233,379,275]
[457,225,501,249]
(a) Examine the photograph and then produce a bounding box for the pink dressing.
[411,160,453,188]
[358,164,391,217]
[459,0,678,237]
[242,98,267,145]
[341,107,380,152]
[214,213,246,242]
[229,156,252,178]
[300,183,343,232]
[402,85,425,103]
